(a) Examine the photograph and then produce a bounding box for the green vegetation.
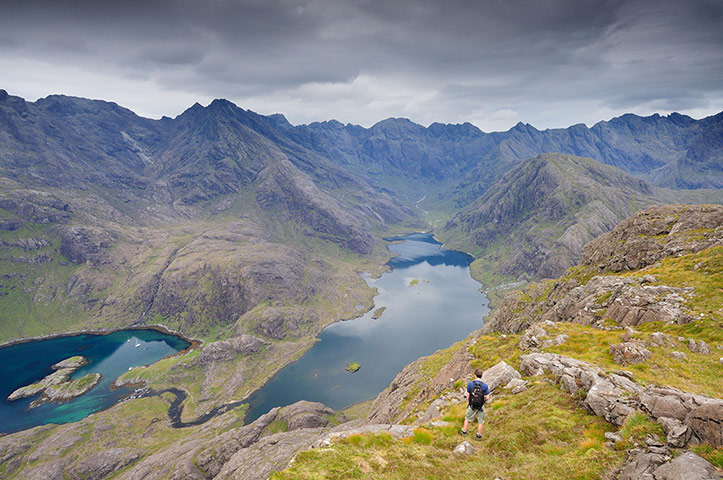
[274,380,622,480]
[345,362,361,373]
[408,279,419,287]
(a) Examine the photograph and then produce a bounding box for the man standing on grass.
[462,368,490,440]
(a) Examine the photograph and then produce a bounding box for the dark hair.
[474,368,483,378]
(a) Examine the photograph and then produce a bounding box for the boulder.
[505,378,528,394]
[541,334,568,349]
[653,452,720,480]
[481,361,521,391]
[453,441,475,455]
[617,450,667,480]
[519,324,546,351]
[657,417,692,448]
[686,401,723,447]
[648,332,674,347]
[609,341,651,366]
[668,351,688,361]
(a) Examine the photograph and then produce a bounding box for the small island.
[371,307,387,319]
[408,279,419,287]
[345,362,361,373]
[7,355,101,408]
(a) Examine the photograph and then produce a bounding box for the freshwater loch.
[0,329,190,434]
[244,233,488,422]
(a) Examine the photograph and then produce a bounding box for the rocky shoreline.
[0,324,201,355]
[7,356,102,408]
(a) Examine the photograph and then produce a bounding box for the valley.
[0,90,721,479]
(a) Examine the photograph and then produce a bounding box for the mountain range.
[1,89,721,345]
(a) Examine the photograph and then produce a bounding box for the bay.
[0,328,190,434]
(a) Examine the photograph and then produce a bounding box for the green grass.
[345,362,361,373]
[274,380,622,480]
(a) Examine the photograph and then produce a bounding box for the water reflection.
[244,233,487,422]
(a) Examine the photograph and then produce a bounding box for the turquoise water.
[244,233,488,422]
[0,328,189,434]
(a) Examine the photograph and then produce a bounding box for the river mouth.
[0,328,191,435]
[243,232,488,423]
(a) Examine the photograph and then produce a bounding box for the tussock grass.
[274,381,622,480]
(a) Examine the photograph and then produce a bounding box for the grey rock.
[542,334,569,349]
[697,340,711,355]
[519,324,547,350]
[657,417,692,448]
[198,335,267,365]
[609,341,651,366]
[669,351,688,361]
[453,441,475,455]
[653,452,720,480]
[505,378,528,394]
[617,451,667,480]
[481,361,521,391]
[648,332,674,347]
[604,431,623,443]
[686,401,723,447]
[67,448,142,480]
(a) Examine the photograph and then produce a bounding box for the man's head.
[474,368,483,379]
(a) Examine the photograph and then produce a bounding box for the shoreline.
[0,324,201,354]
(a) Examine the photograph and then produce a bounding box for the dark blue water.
[244,233,487,422]
[0,329,189,434]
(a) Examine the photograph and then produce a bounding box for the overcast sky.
[1,0,722,131]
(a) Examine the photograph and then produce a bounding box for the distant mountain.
[441,153,723,285]
[0,90,416,344]
[285,109,723,203]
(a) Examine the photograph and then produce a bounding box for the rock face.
[652,451,721,480]
[521,352,723,447]
[443,153,662,283]
[198,335,267,365]
[581,204,723,273]
[115,401,343,480]
[609,341,651,366]
[57,225,115,265]
[366,335,477,424]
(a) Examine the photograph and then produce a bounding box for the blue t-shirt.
[467,380,490,396]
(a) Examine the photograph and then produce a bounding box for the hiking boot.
[476,434,482,440]
[461,429,467,435]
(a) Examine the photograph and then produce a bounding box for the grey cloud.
[0,0,720,130]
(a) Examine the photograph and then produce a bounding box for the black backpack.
[469,381,485,410]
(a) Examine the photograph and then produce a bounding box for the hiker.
[462,368,490,439]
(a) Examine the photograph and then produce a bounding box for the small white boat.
[135,341,141,348]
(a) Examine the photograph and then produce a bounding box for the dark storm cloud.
[1,0,721,130]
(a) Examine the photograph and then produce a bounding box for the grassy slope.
[274,242,723,479]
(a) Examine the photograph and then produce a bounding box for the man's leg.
[462,418,469,433]
[476,407,486,439]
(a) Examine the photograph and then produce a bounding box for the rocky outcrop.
[198,335,267,365]
[7,356,100,407]
[57,225,115,265]
[66,448,142,480]
[619,450,721,480]
[366,335,477,424]
[521,352,723,448]
[609,341,652,366]
[484,273,695,334]
[581,204,723,273]
[115,400,341,480]
[237,306,319,340]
